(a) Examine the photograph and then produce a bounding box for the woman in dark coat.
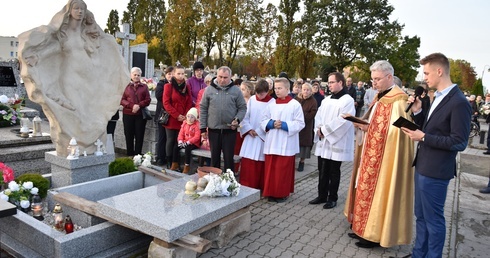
[154,66,174,166]
[163,66,192,171]
[295,83,318,171]
[120,67,151,156]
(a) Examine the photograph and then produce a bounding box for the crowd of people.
[116,52,479,257]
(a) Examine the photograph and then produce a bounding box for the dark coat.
[154,79,167,123]
[295,95,318,147]
[413,86,471,179]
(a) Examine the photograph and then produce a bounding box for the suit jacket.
[413,85,471,180]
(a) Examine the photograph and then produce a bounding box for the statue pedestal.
[45,151,114,188]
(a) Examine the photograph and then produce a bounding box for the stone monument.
[17,0,129,156]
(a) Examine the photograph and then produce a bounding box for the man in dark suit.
[402,53,471,258]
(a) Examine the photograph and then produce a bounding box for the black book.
[392,116,419,131]
[342,114,369,125]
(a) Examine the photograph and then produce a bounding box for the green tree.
[386,36,421,87]
[472,79,485,96]
[133,0,166,42]
[164,0,198,65]
[315,0,403,71]
[274,0,301,76]
[255,3,278,77]
[449,59,477,92]
[104,9,119,36]
[296,0,319,79]
[121,0,138,33]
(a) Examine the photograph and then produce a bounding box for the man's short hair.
[255,79,269,94]
[328,72,346,87]
[217,66,232,75]
[274,77,290,91]
[370,60,394,76]
[420,53,450,75]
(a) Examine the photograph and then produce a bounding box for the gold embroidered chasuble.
[343,85,414,247]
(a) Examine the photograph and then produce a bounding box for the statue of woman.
[18,0,129,156]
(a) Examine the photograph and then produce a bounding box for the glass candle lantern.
[31,193,44,221]
[53,203,64,231]
[64,215,74,234]
[32,116,42,137]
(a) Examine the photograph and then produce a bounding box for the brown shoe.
[182,165,190,174]
[170,162,180,171]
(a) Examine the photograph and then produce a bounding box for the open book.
[342,114,369,125]
[392,116,419,130]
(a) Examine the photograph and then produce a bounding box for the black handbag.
[158,109,170,125]
[142,107,152,120]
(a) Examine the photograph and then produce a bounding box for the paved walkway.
[198,148,490,258]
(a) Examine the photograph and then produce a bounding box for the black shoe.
[268,197,288,203]
[480,187,490,194]
[297,162,304,172]
[483,151,490,155]
[355,239,380,248]
[323,201,337,209]
[348,233,361,240]
[309,197,327,205]
[268,197,277,203]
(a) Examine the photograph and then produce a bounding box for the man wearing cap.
[187,61,207,105]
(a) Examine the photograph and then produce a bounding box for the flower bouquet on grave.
[0,181,39,211]
[141,78,156,91]
[133,152,153,168]
[0,94,23,127]
[192,169,241,199]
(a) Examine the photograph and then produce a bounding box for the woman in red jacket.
[163,66,192,170]
[120,67,151,156]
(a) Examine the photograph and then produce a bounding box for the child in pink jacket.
[173,107,201,173]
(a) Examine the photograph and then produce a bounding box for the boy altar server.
[261,77,305,202]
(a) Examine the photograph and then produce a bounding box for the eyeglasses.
[327,81,338,84]
[205,80,211,83]
[371,74,389,83]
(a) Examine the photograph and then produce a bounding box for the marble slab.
[0,199,17,218]
[97,174,260,242]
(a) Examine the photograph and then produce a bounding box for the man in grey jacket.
[200,66,247,171]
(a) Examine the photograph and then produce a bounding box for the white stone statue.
[18,0,129,156]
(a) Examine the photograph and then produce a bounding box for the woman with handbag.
[120,67,151,156]
[163,65,192,171]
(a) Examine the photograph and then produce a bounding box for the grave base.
[45,151,114,188]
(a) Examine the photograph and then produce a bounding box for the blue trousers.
[413,172,450,258]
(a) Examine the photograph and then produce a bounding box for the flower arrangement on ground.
[0,94,23,127]
[133,152,153,168]
[0,162,15,186]
[0,181,39,209]
[141,78,156,91]
[193,169,241,198]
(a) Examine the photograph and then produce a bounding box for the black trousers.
[166,129,179,162]
[173,144,198,165]
[208,129,236,171]
[122,114,147,156]
[317,158,342,202]
[156,124,167,162]
[487,123,490,150]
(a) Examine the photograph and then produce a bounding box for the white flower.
[30,187,39,195]
[20,200,30,208]
[22,181,34,189]
[133,155,142,166]
[141,158,152,167]
[0,95,8,104]
[4,189,11,195]
[0,192,8,201]
[8,181,19,191]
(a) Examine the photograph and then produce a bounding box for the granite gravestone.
[0,61,24,98]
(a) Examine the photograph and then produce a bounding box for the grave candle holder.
[53,203,64,231]
[32,116,42,137]
[31,193,44,221]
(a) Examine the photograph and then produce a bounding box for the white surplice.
[314,94,356,161]
[239,95,274,161]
